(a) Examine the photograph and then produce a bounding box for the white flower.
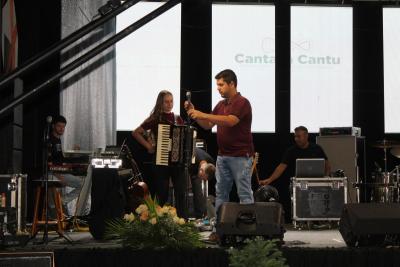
[123,212,135,222]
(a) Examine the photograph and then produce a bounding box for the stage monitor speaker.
[89,168,125,240]
[339,203,400,247]
[216,202,284,244]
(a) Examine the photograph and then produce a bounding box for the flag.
[1,0,18,74]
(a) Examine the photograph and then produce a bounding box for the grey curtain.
[60,0,116,151]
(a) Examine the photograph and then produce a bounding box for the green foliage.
[105,196,203,250]
[229,237,288,267]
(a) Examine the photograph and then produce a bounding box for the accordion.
[155,124,196,166]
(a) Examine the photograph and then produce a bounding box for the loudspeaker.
[339,203,400,247]
[216,202,284,244]
[89,168,125,239]
[316,135,366,203]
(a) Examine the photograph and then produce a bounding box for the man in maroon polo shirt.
[185,69,254,226]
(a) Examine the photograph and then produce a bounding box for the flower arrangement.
[106,196,203,250]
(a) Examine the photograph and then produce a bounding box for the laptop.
[295,158,326,178]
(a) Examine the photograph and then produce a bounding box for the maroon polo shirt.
[212,93,254,157]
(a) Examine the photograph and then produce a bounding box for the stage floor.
[284,228,345,248]
[11,226,346,250]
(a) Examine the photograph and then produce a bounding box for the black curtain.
[353,3,385,180]
[14,0,62,220]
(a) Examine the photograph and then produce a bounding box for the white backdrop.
[116,2,181,131]
[291,6,353,133]
[383,8,400,133]
[212,4,276,133]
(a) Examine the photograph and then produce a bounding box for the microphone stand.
[183,123,192,220]
[183,96,195,219]
[34,122,51,244]
[33,123,72,245]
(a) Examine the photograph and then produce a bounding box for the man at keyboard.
[48,115,84,215]
[259,126,331,186]
[258,126,330,222]
[132,90,186,218]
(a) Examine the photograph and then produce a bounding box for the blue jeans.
[51,173,83,204]
[215,156,254,216]
[62,174,83,204]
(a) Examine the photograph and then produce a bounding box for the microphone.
[45,116,52,141]
[186,91,191,104]
[185,91,192,125]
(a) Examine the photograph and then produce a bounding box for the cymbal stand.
[396,165,400,202]
[384,147,388,174]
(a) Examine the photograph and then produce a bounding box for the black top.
[190,148,214,176]
[281,143,328,178]
[49,135,64,164]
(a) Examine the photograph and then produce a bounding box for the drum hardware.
[372,139,400,173]
[359,165,400,203]
[371,139,400,149]
[354,165,400,203]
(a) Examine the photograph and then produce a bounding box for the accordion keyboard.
[156,124,171,166]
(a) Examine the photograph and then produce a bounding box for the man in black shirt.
[49,116,66,164]
[258,126,330,223]
[259,126,331,185]
[48,115,83,215]
[190,147,216,218]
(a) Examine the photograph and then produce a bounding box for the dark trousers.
[152,165,187,218]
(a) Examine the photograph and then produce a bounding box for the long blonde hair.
[147,90,173,123]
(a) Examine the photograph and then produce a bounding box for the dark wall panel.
[353,3,386,179]
[14,0,62,175]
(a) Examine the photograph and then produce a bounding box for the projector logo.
[234,37,341,65]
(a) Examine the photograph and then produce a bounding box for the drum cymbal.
[372,139,400,149]
[391,147,400,158]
